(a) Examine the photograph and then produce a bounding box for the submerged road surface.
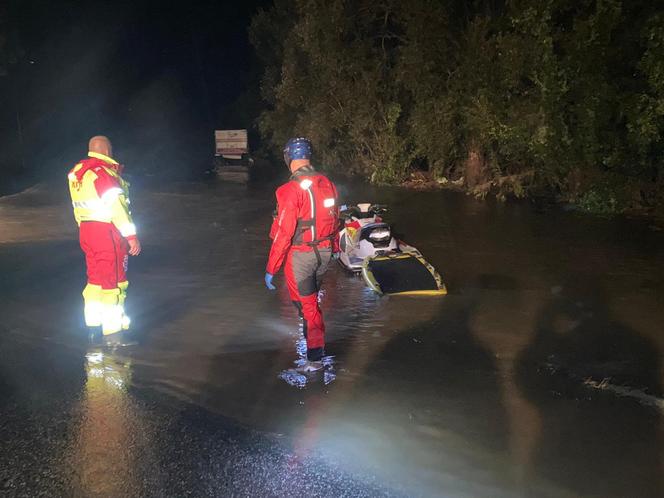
[1,180,663,497]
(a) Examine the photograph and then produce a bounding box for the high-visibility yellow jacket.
[67,152,137,239]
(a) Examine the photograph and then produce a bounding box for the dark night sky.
[1,0,270,185]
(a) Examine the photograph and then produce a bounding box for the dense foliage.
[250,0,664,213]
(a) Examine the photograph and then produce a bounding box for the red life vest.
[290,171,338,247]
[267,167,340,274]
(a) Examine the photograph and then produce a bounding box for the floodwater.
[1,179,663,497]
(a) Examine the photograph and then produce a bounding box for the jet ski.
[338,203,407,271]
[338,203,447,296]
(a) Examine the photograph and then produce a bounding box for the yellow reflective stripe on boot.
[82,284,103,327]
[101,288,122,335]
[117,281,130,330]
[102,304,124,335]
[118,281,128,305]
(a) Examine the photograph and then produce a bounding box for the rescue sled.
[362,251,447,296]
[338,203,447,296]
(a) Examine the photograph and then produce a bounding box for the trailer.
[213,129,252,183]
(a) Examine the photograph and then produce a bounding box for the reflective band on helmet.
[323,198,335,208]
[118,223,136,237]
[299,179,313,190]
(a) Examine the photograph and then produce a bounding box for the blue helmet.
[283,137,312,166]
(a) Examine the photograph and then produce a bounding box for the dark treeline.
[250,0,664,213]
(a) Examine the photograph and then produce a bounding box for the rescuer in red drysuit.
[68,136,141,336]
[265,138,339,371]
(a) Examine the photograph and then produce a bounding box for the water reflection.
[4,181,664,496]
[70,348,140,497]
[340,297,510,495]
[124,183,664,496]
[516,284,664,497]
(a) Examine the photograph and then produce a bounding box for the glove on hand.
[264,272,276,290]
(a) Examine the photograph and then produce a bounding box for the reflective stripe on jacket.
[67,152,136,238]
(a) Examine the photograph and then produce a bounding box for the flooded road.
[1,180,663,497]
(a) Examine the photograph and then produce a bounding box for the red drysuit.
[267,166,339,361]
[68,152,136,335]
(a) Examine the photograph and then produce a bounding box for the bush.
[250,0,664,211]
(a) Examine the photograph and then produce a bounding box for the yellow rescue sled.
[361,251,447,296]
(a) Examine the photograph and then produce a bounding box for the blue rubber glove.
[264,272,276,290]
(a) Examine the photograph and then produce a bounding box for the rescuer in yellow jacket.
[68,136,141,336]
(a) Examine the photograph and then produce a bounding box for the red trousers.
[284,247,332,361]
[79,221,128,289]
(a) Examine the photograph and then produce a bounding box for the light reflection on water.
[278,355,337,389]
[70,349,139,497]
[121,183,664,496]
[3,181,663,497]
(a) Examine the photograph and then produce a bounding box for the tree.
[251,0,664,211]
[251,0,413,181]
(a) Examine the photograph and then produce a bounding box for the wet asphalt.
[1,349,397,497]
[1,180,663,497]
